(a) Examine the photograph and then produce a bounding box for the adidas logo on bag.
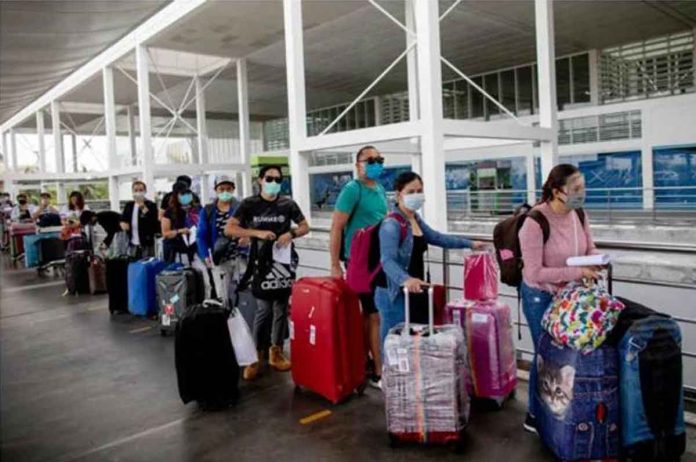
[260,262,294,291]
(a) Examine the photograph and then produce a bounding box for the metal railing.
[295,230,696,396]
[446,186,696,224]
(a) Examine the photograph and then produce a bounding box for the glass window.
[454,80,469,119]
[556,57,571,110]
[516,66,533,115]
[471,77,484,119]
[500,70,516,115]
[484,73,500,118]
[653,146,696,208]
[443,82,456,119]
[572,54,591,103]
[366,99,376,127]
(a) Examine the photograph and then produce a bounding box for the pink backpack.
[345,213,407,294]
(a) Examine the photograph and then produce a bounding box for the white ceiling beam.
[59,102,127,115]
[0,0,208,133]
[136,44,155,190]
[442,119,553,141]
[237,58,253,197]
[298,121,422,153]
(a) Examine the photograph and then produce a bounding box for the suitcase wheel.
[160,329,168,337]
[388,433,401,449]
[294,385,302,394]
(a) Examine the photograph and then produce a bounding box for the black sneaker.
[523,413,538,434]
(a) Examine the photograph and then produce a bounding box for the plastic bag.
[463,252,498,301]
[227,308,257,366]
[108,231,130,259]
[542,281,625,354]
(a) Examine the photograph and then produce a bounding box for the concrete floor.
[2,259,696,462]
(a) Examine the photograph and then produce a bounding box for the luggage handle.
[402,285,434,337]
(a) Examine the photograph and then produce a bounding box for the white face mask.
[402,192,425,211]
[133,191,145,200]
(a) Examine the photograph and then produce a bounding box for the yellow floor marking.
[299,409,332,425]
[129,326,152,334]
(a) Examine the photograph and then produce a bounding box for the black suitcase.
[175,300,239,409]
[156,267,205,335]
[65,251,91,295]
[106,257,130,313]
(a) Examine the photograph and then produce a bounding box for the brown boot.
[269,345,291,371]
[243,351,264,381]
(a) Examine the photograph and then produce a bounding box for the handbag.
[227,307,258,366]
[541,280,625,354]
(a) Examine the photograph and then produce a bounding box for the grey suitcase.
[383,287,469,448]
[156,267,204,336]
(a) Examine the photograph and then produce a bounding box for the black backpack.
[493,203,585,288]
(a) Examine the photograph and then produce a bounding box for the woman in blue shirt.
[375,172,485,351]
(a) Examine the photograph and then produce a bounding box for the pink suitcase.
[463,253,498,301]
[445,299,516,407]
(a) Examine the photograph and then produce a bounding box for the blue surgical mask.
[562,190,585,210]
[365,163,384,180]
[263,182,282,196]
[402,193,425,211]
[218,191,234,202]
[178,193,193,206]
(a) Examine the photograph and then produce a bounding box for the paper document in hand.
[273,243,292,264]
[566,254,610,267]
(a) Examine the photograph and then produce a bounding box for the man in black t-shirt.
[226,165,309,381]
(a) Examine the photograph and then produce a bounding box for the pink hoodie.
[518,202,598,293]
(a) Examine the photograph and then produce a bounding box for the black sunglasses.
[360,157,385,165]
[264,176,283,184]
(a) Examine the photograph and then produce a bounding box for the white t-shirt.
[11,204,37,221]
[59,204,90,220]
[131,203,141,246]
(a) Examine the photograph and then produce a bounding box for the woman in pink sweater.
[518,163,601,434]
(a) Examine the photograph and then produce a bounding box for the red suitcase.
[290,277,365,404]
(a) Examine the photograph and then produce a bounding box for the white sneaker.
[368,376,382,390]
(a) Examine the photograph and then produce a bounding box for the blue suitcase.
[535,333,620,461]
[128,258,166,316]
[612,298,685,461]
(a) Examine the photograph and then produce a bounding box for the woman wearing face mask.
[374,172,486,351]
[120,181,159,258]
[161,181,200,264]
[518,163,600,435]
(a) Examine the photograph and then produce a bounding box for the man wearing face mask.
[31,192,61,225]
[10,193,37,222]
[226,165,310,381]
[197,175,241,299]
[330,145,388,389]
[120,181,159,258]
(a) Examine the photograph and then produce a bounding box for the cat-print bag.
[541,280,625,354]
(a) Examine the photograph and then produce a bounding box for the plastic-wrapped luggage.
[156,264,204,336]
[88,255,107,294]
[535,332,620,461]
[106,257,130,313]
[445,299,516,406]
[290,277,365,404]
[384,287,469,447]
[65,250,91,295]
[463,252,498,301]
[127,258,166,316]
[175,300,239,409]
[610,297,685,461]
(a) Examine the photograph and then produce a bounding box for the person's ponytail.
[539,163,580,203]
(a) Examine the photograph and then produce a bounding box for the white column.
[56,182,65,206]
[588,49,600,106]
[405,0,421,174]
[103,66,120,211]
[71,134,78,172]
[641,111,654,210]
[283,0,311,215]
[535,0,559,181]
[195,75,209,204]
[10,129,18,172]
[136,45,155,189]
[415,0,447,230]
[1,131,8,172]
[237,58,253,197]
[36,110,46,172]
[526,151,537,204]
[51,101,64,174]
[127,105,137,166]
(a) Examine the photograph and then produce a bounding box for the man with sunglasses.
[226,165,309,381]
[330,145,388,389]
